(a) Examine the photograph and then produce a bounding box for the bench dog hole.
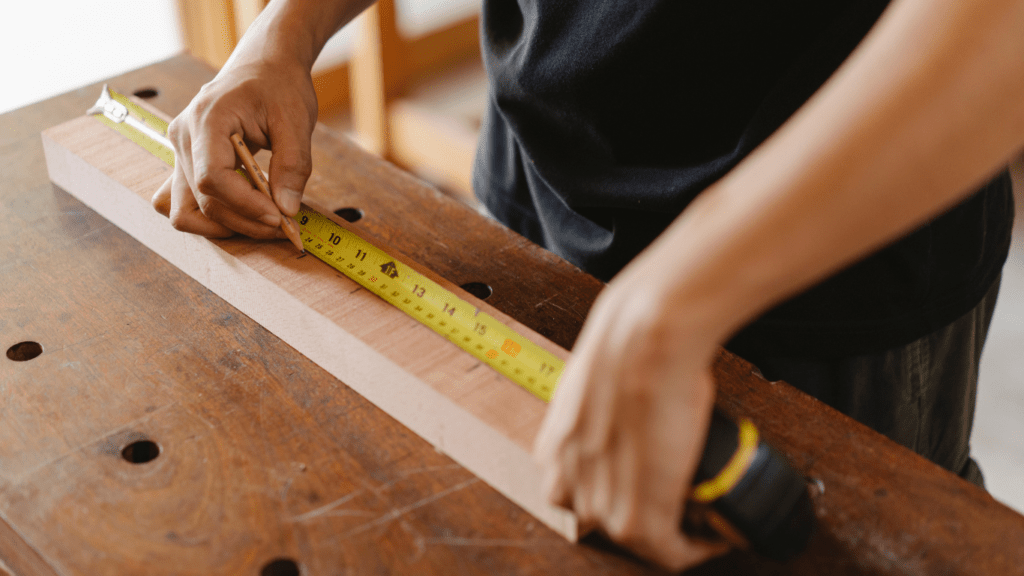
[7,341,43,362]
[132,87,159,99]
[334,207,363,222]
[261,558,300,576]
[121,439,161,464]
[460,282,492,300]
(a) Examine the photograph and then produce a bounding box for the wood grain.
[0,54,1021,575]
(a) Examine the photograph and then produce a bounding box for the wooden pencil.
[229,132,305,253]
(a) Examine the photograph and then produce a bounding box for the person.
[153,0,1024,570]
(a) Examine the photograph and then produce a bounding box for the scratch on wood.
[379,464,463,488]
[541,299,585,321]
[12,401,180,482]
[289,488,369,523]
[49,330,113,354]
[67,222,112,244]
[339,478,479,538]
[399,520,427,562]
[424,536,551,548]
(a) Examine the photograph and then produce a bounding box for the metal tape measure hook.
[87,84,173,150]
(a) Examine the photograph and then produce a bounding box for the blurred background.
[3,0,1021,514]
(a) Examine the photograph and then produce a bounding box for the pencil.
[229,133,305,253]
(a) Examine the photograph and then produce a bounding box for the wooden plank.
[176,0,238,69]
[401,15,481,92]
[41,110,576,541]
[231,0,267,39]
[312,62,352,119]
[389,99,479,203]
[388,58,487,203]
[349,0,399,156]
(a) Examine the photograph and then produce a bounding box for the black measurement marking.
[328,232,342,245]
[442,303,456,316]
[473,323,486,335]
[411,285,426,298]
[355,249,367,261]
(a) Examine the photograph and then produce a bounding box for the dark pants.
[737,278,1002,487]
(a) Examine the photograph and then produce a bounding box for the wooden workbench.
[2,55,1022,576]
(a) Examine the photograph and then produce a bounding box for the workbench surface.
[1,55,1021,576]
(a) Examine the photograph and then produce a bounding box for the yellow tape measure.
[296,208,563,399]
[89,85,565,401]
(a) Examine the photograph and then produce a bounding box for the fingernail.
[277,187,302,215]
[260,213,280,227]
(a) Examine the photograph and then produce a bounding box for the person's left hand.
[533,252,731,571]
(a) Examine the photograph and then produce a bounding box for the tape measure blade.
[297,200,568,400]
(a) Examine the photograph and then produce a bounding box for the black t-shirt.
[473,0,1014,357]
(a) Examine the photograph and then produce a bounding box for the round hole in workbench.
[133,87,159,99]
[334,207,363,222]
[6,341,43,362]
[460,282,492,300]
[261,558,301,576]
[121,440,160,464]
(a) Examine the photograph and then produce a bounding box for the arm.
[534,0,1024,570]
[153,0,374,235]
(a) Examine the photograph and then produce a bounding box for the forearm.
[647,0,1024,344]
[225,0,376,71]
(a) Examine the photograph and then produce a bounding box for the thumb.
[267,117,313,217]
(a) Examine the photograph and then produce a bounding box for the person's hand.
[534,251,731,571]
[152,55,317,238]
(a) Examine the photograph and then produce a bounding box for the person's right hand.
[152,56,317,239]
